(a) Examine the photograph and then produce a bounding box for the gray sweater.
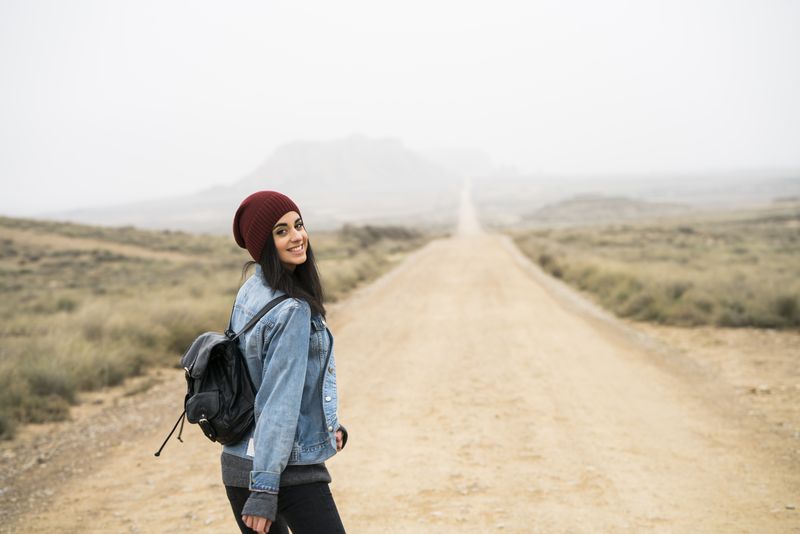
[221,452,332,520]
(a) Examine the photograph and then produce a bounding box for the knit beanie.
[233,191,302,262]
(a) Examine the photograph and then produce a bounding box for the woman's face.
[272,210,308,271]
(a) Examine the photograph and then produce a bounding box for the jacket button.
[327,426,334,432]
[325,396,332,402]
[328,366,334,374]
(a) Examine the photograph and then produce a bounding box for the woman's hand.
[243,514,272,534]
[336,429,344,451]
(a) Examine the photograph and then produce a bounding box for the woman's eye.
[295,222,304,230]
[275,230,286,236]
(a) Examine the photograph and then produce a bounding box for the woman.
[223,190,347,534]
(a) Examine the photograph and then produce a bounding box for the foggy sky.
[1,0,799,215]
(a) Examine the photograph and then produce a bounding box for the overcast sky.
[1,0,799,215]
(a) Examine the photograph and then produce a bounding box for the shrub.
[160,311,210,356]
[717,299,750,327]
[665,281,692,300]
[537,253,563,278]
[25,365,76,404]
[72,350,142,391]
[667,296,714,326]
[82,319,105,342]
[57,297,78,312]
[17,394,72,423]
[0,410,15,440]
[341,224,421,248]
[618,293,656,319]
[774,295,798,323]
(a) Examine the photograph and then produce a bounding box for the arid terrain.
[1,193,798,533]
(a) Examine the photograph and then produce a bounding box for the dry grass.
[511,202,800,330]
[0,217,429,439]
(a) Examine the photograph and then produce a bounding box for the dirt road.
[9,191,799,533]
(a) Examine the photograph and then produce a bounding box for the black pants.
[225,484,346,534]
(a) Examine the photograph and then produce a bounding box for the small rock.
[496,524,505,529]
[786,504,796,510]
[204,517,215,525]
[430,511,443,518]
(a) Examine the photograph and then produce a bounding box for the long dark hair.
[242,233,326,317]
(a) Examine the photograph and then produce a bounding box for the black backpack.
[154,295,290,456]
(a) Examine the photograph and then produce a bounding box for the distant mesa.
[42,135,800,233]
[47,135,462,233]
[521,194,693,227]
[471,169,800,227]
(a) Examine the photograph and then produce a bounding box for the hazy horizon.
[2,0,799,216]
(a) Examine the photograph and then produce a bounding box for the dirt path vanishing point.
[7,190,799,533]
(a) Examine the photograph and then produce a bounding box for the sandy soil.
[2,192,798,533]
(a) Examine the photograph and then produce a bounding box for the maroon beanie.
[233,191,302,261]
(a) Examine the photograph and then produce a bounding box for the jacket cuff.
[249,471,280,493]
[242,491,278,522]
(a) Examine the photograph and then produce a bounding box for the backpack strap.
[154,410,185,457]
[226,294,292,340]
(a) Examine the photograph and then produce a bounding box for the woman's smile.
[273,211,309,269]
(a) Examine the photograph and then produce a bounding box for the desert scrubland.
[0,216,429,441]
[511,200,800,329]
[1,195,798,533]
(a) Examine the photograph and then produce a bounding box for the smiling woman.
[272,212,308,270]
[224,190,348,533]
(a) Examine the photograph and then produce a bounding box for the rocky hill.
[52,135,461,233]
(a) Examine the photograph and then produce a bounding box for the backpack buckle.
[198,417,217,441]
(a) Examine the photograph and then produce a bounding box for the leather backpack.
[154,295,290,456]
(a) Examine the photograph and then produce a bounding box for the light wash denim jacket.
[222,265,340,494]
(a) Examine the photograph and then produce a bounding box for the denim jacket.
[222,265,340,494]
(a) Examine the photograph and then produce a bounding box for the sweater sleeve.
[242,492,278,522]
[248,300,311,494]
